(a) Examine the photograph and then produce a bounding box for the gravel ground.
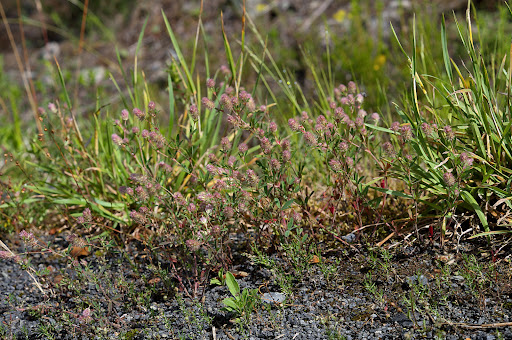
[1,231,512,339]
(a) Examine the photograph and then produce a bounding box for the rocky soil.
[1,230,511,339]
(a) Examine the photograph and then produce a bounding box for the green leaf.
[225,271,240,298]
[440,15,453,82]
[371,187,414,199]
[460,190,489,232]
[469,230,512,239]
[281,199,295,211]
[210,278,222,286]
[221,297,239,312]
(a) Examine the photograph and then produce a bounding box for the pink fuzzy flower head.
[315,124,324,132]
[246,169,259,185]
[400,125,413,141]
[206,164,218,175]
[281,139,290,151]
[121,109,129,121]
[202,97,215,110]
[227,156,237,167]
[238,143,248,153]
[460,152,473,171]
[282,149,291,162]
[338,141,349,153]
[220,65,231,77]
[239,90,252,103]
[133,108,145,121]
[421,122,432,136]
[148,101,156,110]
[371,112,380,123]
[269,121,278,133]
[206,78,215,89]
[335,107,345,119]
[135,186,148,201]
[288,118,301,131]
[303,131,317,146]
[221,137,231,151]
[130,210,148,225]
[221,94,233,113]
[79,307,93,323]
[355,94,364,105]
[316,115,326,125]
[48,102,57,113]
[348,81,357,94]
[189,104,199,121]
[223,206,235,218]
[443,172,456,187]
[390,121,400,132]
[19,230,38,248]
[186,239,202,252]
[0,251,13,260]
[82,208,92,223]
[444,125,455,141]
[270,158,281,171]
[260,137,272,154]
[383,142,396,158]
[111,134,124,146]
[329,159,342,172]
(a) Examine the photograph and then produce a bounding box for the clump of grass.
[382,4,512,239]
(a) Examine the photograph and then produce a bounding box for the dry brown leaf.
[148,277,161,285]
[70,246,90,258]
[233,271,249,278]
[309,255,321,264]
[53,274,63,284]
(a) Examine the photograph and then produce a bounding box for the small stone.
[342,233,356,243]
[261,292,286,304]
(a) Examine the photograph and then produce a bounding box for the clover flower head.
[444,125,455,141]
[329,159,342,172]
[282,149,291,162]
[206,78,215,88]
[443,172,456,187]
[111,134,124,146]
[133,108,145,121]
[238,143,248,153]
[303,131,317,146]
[202,97,215,110]
[189,104,199,120]
[400,124,413,141]
[288,118,301,131]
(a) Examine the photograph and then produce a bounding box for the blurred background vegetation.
[0,0,504,136]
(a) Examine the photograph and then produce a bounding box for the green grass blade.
[167,74,175,139]
[441,15,453,82]
[161,10,196,94]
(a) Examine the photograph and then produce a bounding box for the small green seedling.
[221,271,259,323]
[210,268,226,286]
